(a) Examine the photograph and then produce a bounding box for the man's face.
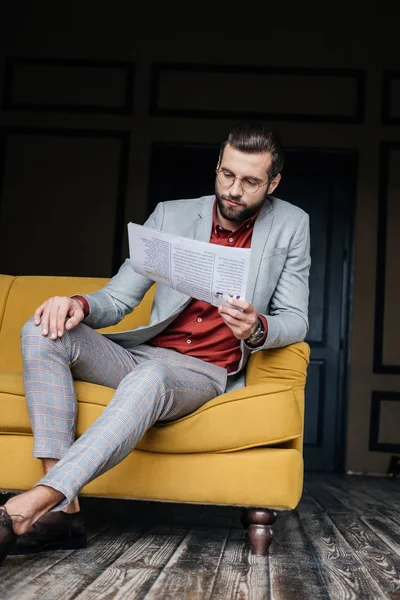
[215,144,281,225]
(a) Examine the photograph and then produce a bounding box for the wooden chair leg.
[241,508,278,555]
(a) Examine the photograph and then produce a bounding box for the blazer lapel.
[193,200,214,241]
[246,198,274,303]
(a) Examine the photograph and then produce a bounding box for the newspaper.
[128,223,251,308]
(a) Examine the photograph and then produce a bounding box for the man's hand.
[33,296,85,340]
[218,297,259,340]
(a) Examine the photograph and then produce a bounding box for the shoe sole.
[9,535,87,555]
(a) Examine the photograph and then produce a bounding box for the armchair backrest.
[0,275,155,371]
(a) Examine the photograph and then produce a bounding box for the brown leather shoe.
[9,510,86,555]
[0,507,18,565]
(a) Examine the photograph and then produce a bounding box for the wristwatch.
[245,317,265,346]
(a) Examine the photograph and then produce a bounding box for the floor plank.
[337,475,400,522]
[208,527,270,600]
[74,524,190,600]
[269,511,329,600]
[296,492,322,514]
[335,475,399,513]
[308,475,380,516]
[7,523,151,600]
[1,475,400,599]
[142,526,231,600]
[0,522,109,598]
[303,479,350,514]
[330,513,400,598]
[297,510,388,599]
[374,507,400,527]
[361,515,400,557]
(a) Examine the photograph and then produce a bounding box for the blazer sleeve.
[251,212,311,351]
[79,203,165,329]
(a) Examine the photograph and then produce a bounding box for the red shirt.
[74,200,268,373]
[151,201,267,372]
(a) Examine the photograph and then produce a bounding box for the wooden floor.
[1,473,400,599]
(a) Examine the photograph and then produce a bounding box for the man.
[0,122,310,563]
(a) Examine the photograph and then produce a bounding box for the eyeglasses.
[216,169,269,195]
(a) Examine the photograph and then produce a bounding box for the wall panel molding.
[0,127,130,275]
[381,70,400,125]
[150,63,365,124]
[374,142,400,374]
[369,391,400,453]
[2,57,135,115]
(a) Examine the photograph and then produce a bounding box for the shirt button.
[229,237,233,242]
[187,339,191,344]
[197,317,202,322]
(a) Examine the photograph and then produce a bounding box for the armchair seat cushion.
[1,371,302,454]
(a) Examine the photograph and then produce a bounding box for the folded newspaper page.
[128,223,251,308]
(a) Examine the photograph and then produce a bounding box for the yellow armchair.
[0,275,309,555]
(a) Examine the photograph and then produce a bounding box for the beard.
[215,187,269,223]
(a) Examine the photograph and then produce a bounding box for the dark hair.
[219,122,284,180]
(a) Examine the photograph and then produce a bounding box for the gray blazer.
[82,195,311,391]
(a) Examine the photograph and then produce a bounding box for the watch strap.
[245,317,265,346]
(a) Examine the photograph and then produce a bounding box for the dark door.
[148,144,356,472]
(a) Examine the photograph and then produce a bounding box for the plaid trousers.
[20,318,227,508]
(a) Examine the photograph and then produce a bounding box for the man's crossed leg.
[1,319,226,556]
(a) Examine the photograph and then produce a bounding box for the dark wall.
[0,1,399,473]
